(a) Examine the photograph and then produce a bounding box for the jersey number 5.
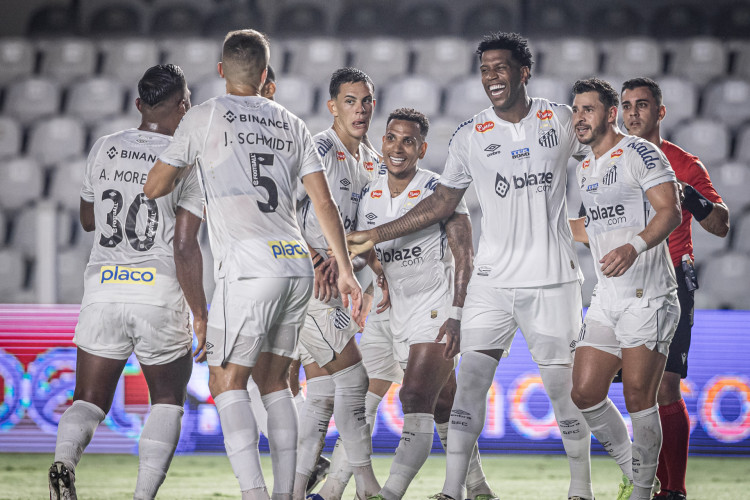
[249,153,279,213]
[99,189,160,251]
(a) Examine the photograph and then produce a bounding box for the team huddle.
[47,28,729,500]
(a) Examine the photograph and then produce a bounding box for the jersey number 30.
[99,189,159,251]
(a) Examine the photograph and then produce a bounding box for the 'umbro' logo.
[340,178,351,187]
[106,146,118,159]
[223,111,236,122]
[365,212,377,220]
[484,143,502,157]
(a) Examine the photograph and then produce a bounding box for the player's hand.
[337,270,362,319]
[600,243,638,277]
[375,273,391,313]
[323,255,340,299]
[347,230,376,257]
[355,289,374,331]
[314,258,334,302]
[192,317,208,363]
[436,318,461,360]
[677,181,686,205]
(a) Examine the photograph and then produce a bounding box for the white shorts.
[359,320,404,384]
[298,304,359,367]
[206,276,313,367]
[74,302,191,365]
[577,292,680,358]
[460,280,583,365]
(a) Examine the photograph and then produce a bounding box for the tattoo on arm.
[445,213,474,308]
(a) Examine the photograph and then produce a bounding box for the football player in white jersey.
[49,64,206,500]
[568,78,681,500]
[348,32,595,500]
[292,67,383,500]
[356,108,494,500]
[144,30,362,500]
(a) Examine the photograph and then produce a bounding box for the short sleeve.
[685,160,723,204]
[298,122,325,180]
[440,121,473,189]
[81,136,106,202]
[159,105,209,168]
[454,195,470,216]
[174,165,205,218]
[630,140,676,191]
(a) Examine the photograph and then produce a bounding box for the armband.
[629,235,648,255]
[683,184,714,222]
[448,306,463,321]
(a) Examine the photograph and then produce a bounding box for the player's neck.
[331,123,362,159]
[493,94,532,124]
[387,169,417,197]
[640,129,663,148]
[138,120,172,136]
[592,128,625,159]
[225,82,262,97]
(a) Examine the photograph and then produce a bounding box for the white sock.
[293,390,306,415]
[630,405,661,500]
[261,389,297,499]
[293,375,335,498]
[436,422,492,498]
[580,398,632,480]
[442,352,498,500]
[134,404,183,500]
[247,377,268,437]
[214,390,267,495]
[380,413,434,500]
[539,365,594,499]
[54,400,106,471]
[318,391,382,499]
[331,362,380,498]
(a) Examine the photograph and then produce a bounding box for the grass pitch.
[3,452,749,499]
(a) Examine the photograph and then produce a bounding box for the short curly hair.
[476,32,534,70]
[573,78,620,110]
[386,108,430,139]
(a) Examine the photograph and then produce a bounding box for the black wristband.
[682,184,714,221]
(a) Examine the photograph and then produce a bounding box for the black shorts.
[664,265,694,378]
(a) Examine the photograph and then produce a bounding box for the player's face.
[572,91,610,146]
[163,85,191,134]
[381,119,426,179]
[479,49,529,112]
[329,81,374,141]
[621,86,663,139]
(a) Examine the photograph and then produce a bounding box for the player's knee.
[72,389,115,414]
[623,383,657,413]
[433,385,456,422]
[570,387,598,410]
[399,384,435,414]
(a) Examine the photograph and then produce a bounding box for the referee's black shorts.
[664,265,695,378]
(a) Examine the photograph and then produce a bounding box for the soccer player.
[261,64,277,99]
[144,30,362,500]
[356,108,495,500]
[347,32,594,500]
[292,67,382,500]
[620,77,730,500]
[48,64,206,500]
[568,78,682,500]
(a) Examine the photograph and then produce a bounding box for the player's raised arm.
[144,160,182,199]
[302,169,362,314]
[347,183,466,256]
[437,212,474,359]
[173,206,208,361]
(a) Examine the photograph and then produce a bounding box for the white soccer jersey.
[577,135,678,308]
[298,127,382,310]
[81,128,204,311]
[159,95,324,280]
[441,98,586,287]
[357,168,469,340]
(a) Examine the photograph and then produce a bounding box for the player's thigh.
[299,304,359,368]
[359,320,403,385]
[72,347,128,412]
[514,281,582,365]
[140,351,193,405]
[460,281,518,355]
[572,305,622,407]
[128,304,193,366]
[263,277,313,359]
[400,342,455,412]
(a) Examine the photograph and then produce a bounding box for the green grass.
[4,452,749,499]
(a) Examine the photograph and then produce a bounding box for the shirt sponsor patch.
[511,148,530,160]
[582,159,591,169]
[408,189,421,198]
[475,121,495,133]
[611,148,623,158]
[537,109,554,120]
[100,265,156,285]
[538,128,558,148]
[371,189,383,199]
[268,240,310,259]
[336,151,346,161]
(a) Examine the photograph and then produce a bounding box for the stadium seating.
[397,2,452,37]
[9,204,74,258]
[56,247,86,304]
[696,251,750,309]
[701,79,750,130]
[272,74,318,117]
[691,219,729,258]
[4,77,61,125]
[0,157,45,211]
[381,76,442,118]
[657,77,699,136]
[733,213,750,254]
[0,249,26,302]
[48,157,86,212]
[100,39,160,87]
[91,115,139,142]
[460,1,520,37]
[419,117,458,174]
[665,37,728,86]
[39,38,97,84]
[65,77,126,125]
[161,38,222,84]
[0,38,35,86]
[0,116,22,159]
[444,75,488,119]
[670,119,731,166]
[734,125,750,164]
[87,3,149,37]
[285,38,347,83]
[537,38,598,85]
[348,38,410,83]
[335,1,394,36]
[27,116,86,165]
[710,161,750,213]
[412,37,475,82]
[191,77,226,106]
[601,37,663,78]
[151,2,204,36]
[528,76,573,106]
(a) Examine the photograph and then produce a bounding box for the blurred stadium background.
[1,0,749,479]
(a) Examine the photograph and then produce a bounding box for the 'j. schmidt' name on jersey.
[106,146,158,163]
[225,131,293,152]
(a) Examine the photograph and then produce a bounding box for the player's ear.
[520,66,530,85]
[217,61,224,78]
[608,105,618,124]
[135,97,143,113]
[262,81,276,99]
[418,141,428,159]
[327,99,338,117]
[658,104,666,122]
